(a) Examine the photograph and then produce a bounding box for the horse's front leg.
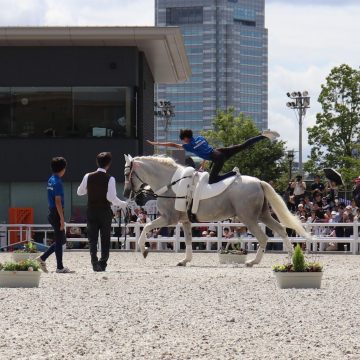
[138,216,169,258]
[177,221,193,266]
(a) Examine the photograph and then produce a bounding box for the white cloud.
[0,0,155,26]
[43,0,155,26]
[0,0,47,25]
[266,2,360,163]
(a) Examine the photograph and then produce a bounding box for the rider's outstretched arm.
[147,140,182,149]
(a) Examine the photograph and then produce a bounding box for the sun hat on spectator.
[331,210,337,215]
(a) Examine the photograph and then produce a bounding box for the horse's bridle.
[124,160,191,201]
[124,161,147,201]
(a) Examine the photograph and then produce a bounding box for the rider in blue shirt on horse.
[147,128,279,184]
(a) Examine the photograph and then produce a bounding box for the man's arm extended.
[77,174,88,196]
[147,140,182,149]
[107,177,127,210]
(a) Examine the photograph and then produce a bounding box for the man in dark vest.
[77,152,127,272]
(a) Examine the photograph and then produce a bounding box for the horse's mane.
[135,155,181,169]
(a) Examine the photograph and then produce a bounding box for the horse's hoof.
[176,262,186,267]
[143,248,149,259]
[245,261,254,267]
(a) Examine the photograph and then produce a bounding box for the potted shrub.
[218,242,247,264]
[12,241,40,262]
[0,259,41,288]
[273,244,323,289]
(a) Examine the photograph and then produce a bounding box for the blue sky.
[0,0,359,161]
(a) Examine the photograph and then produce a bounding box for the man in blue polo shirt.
[147,128,278,184]
[36,157,72,273]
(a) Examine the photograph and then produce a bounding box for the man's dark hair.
[51,157,67,173]
[179,129,193,140]
[96,152,112,168]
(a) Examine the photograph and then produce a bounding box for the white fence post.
[217,222,222,251]
[134,223,140,252]
[353,222,358,255]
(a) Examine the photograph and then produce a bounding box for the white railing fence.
[1,221,359,254]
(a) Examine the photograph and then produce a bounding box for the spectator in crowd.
[285,179,296,212]
[344,212,354,238]
[296,203,307,219]
[235,226,248,238]
[326,180,339,208]
[223,227,234,239]
[291,175,306,206]
[307,210,322,236]
[303,196,313,214]
[334,203,345,223]
[137,210,151,224]
[350,200,358,217]
[313,192,323,207]
[352,177,360,208]
[312,203,327,222]
[311,175,325,198]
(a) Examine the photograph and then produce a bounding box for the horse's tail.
[260,181,312,241]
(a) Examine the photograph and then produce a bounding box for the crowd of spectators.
[281,174,360,251]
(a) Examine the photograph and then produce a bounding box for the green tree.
[201,108,287,183]
[305,64,360,183]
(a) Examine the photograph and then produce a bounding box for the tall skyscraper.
[155,0,268,142]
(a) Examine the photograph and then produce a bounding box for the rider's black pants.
[208,134,267,184]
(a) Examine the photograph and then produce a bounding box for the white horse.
[123,155,311,266]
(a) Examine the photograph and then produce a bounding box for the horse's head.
[123,154,153,200]
[123,154,180,199]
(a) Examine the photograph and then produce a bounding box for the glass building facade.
[0,87,133,139]
[155,0,268,142]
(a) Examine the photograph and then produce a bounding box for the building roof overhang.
[0,26,191,84]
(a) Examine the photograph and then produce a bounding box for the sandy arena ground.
[0,251,359,360]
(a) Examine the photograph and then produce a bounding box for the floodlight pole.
[286,92,310,175]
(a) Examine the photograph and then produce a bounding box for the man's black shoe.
[93,263,103,272]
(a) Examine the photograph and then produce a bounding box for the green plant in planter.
[292,244,305,272]
[0,259,40,271]
[272,245,323,272]
[14,241,38,253]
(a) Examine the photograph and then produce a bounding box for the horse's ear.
[124,154,133,167]
[124,154,130,167]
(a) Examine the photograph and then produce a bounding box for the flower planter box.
[12,252,40,263]
[218,253,247,265]
[273,271,323,289]
[0,270,41,288]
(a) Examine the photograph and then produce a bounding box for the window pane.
[166,7,203,25]
[12,87,72,137]
[73,87,131,138]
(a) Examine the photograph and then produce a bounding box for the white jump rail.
[0,222,359,254]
